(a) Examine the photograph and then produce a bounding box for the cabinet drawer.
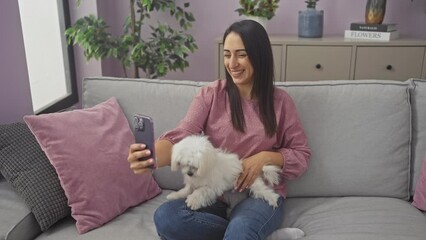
[217,44,283,81]
[285,46,352,81]
[354,46,425,80]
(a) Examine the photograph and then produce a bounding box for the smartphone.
[133,114,156,168]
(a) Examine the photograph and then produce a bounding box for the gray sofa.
[1,76,426,240]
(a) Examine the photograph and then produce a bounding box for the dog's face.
[171,135,216,178]
[173,155,201,178]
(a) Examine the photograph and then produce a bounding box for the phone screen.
[133,114,156,168]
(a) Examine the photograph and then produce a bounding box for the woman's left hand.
[235,152,266,192]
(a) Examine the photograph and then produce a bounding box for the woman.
[128,20,311,240]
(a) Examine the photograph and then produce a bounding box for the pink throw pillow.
[24,98,161,233]
[413,152,426,211]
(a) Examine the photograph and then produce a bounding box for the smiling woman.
[18,0,77,114]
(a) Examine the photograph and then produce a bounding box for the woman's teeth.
[231,70,243,77]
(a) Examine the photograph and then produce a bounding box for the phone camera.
[134,117,144,131]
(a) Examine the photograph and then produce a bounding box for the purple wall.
[1,0,426,124]
[100,0,426,81]
[0,0,32,124]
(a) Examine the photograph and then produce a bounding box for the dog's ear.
[197,147,216,177]
[196,151,207,176]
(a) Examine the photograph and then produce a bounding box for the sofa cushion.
[83,77,205,139]
[153,166,184,191]
[83,77,207,190]
[276,80,411,199]
[0,122,70,231]
[24,98,161,234]
[36,190,174,240]
[82,78,411,198]
[35,192,426,240]
[280,197,426,240]
[0,179,41,240]
[409,79,426,195]
[5,212,41,240]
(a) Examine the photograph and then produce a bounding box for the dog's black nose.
[187,172,193,177]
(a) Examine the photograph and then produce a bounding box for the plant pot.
[365,0,387,24]
[246,15,268,30]
[298,8,324,38]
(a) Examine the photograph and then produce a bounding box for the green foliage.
[65,0,197,79]
[235,0,280,20]
[305,0,319,9]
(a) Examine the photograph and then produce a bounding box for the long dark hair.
[222,20,277,137]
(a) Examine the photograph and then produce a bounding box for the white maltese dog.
[166,135,281,209]
[166,135,305,239]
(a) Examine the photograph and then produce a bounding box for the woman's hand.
[235,151,284,192]
[235,153,266,192]
[128,143,155,174]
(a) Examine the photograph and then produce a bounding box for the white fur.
[167,135,281,209]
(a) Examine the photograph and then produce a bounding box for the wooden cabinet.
[354,46,425,80]
[286,46,352,81]
[215,36,426,81]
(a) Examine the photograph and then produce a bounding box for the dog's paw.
[166,192,180,200]
[263,192,279,208]
[185,194,207,210]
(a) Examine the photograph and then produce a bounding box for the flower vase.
[298,8,324,38]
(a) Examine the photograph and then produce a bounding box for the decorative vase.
[365,0,387,24]
[298,8,324,38]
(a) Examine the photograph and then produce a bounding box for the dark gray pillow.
[0,122,70,231]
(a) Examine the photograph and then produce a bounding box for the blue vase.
[298,8,324,38]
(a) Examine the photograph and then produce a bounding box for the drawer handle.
[315,64,322,69]
[386,65,393,70]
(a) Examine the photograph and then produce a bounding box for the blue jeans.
[153,196,285,240]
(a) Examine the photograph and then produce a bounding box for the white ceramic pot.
[246,15,267,30]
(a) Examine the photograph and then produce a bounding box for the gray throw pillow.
[0,122,70,231]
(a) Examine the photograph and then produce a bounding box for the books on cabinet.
[345,22,399,41]
[344,30,399,41]
[350,22,397,32]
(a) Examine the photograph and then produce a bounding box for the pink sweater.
[160,80,311,197]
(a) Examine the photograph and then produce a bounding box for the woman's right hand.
[128,143,155,174]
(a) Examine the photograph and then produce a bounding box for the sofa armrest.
[5,213,41,240]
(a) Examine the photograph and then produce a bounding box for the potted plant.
[235,0,280,21]
[305,0,319,8]
[65,0,198,79]
[298,0,323,38]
